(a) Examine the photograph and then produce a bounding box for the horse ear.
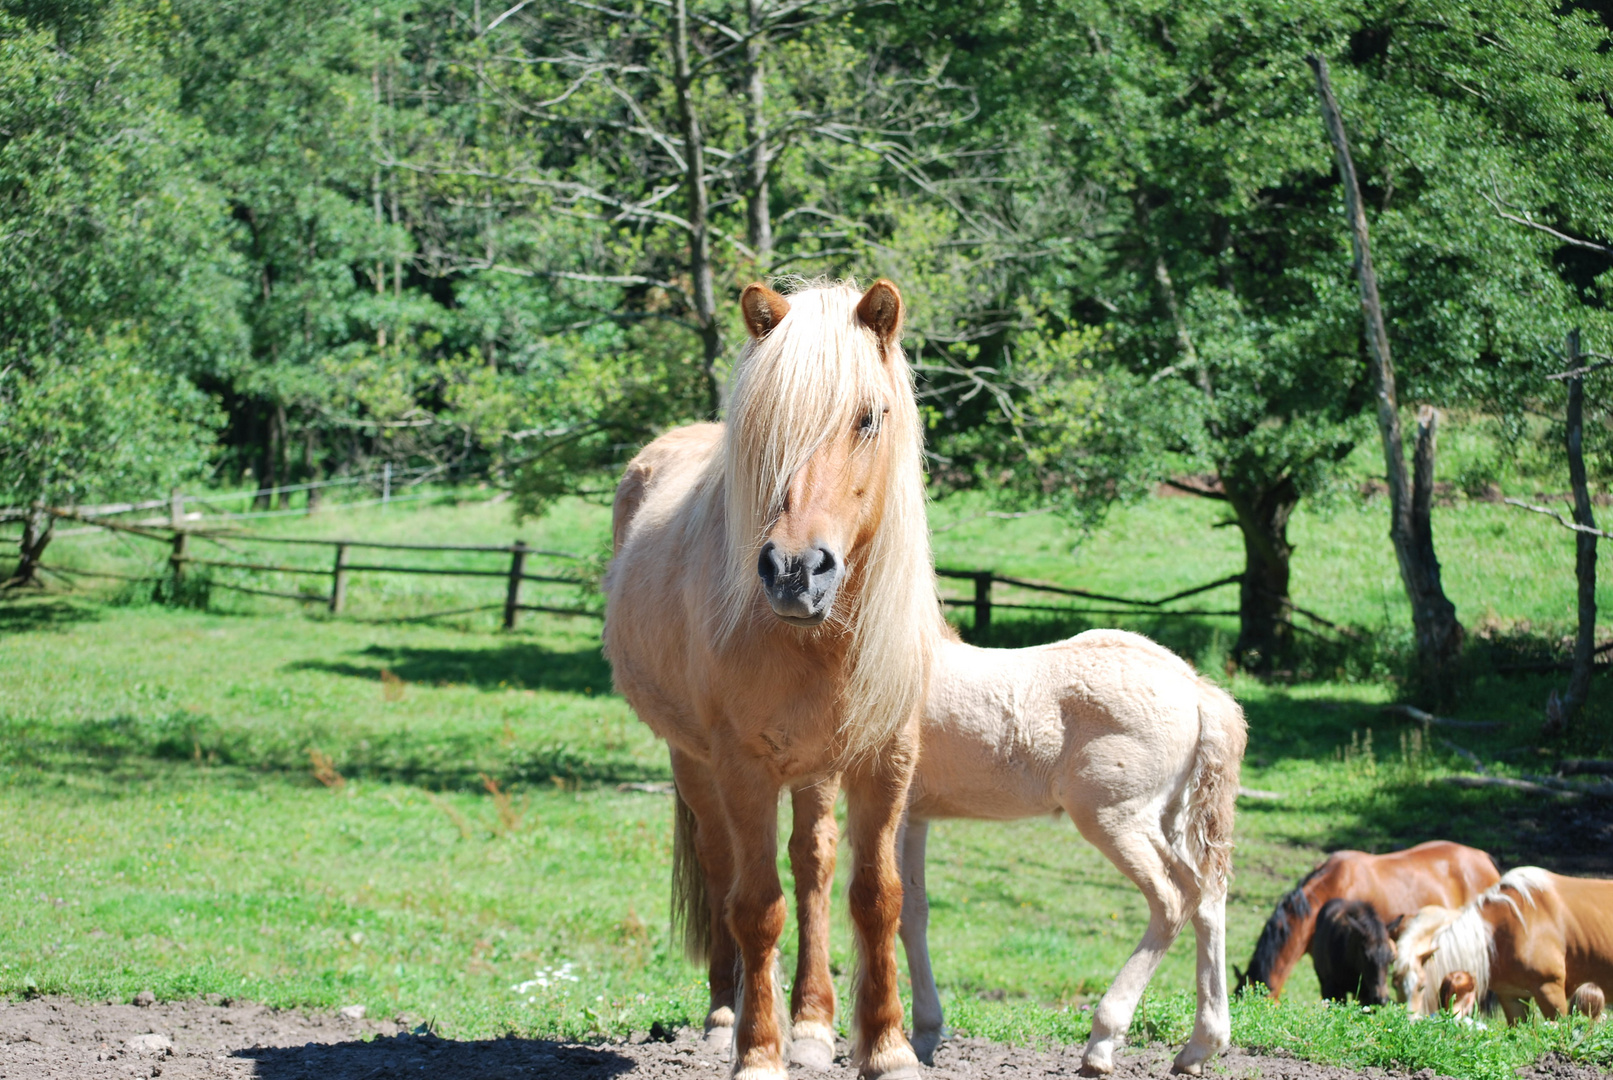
[741,284,790,338]
[1386,915,1405,939]
[855,279,904,352]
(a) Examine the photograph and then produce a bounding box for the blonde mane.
[1418,867,1554,1015]
[717,281,942,760]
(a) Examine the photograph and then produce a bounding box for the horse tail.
[1184,679,1247,899]
[671,786,713,963]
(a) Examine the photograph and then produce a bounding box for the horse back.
[1549,873,1613,988]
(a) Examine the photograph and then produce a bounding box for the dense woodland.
[7,0,1613,682]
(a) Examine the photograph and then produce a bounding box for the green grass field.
[3,484,1611,1078]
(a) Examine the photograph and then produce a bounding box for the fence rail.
[34,507,595,628]
[934,567,1249,632]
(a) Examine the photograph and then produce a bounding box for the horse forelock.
[716,281,941,760]
[1421,903,1495,1015]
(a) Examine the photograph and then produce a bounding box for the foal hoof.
[1079,1052,1115,1077]
[910,1028,941,1067]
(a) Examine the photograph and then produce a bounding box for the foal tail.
[671,787,714,962]
[1184,680,1247,898]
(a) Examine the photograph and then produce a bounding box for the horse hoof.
[790,1036,835,1071]
[1169,1062,1203,1077]
[1079,1056,1114,1077]
[911,1029,941,1066]
[860,1068,921,1080]
[734,1065,788,1080]
[703,1025,734,1052]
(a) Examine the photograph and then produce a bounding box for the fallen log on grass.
[1380,703,1505,731]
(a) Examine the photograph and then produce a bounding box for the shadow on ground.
[287,642,613,695]
[0,597,103,633]
[239,1031,637,1080]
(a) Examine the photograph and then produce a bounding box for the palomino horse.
[1398,867,1613,1022]
[1309,898,1394,1005]
[1235,840,1499,998]
[604,280,944,1080]
[789,630,1247,1076]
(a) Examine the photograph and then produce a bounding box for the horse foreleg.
[1074,817,1191,1077]
[897,816,943,1065]
[845,749,920,1080]
[788,775,841,1070]
[1535,979,1570,1021]
[1172,894,1231,1076]
[670,751,742,1050]
[714,757,789,1080]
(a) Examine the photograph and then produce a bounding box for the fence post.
[973,572,992,634]
[170,530,189,587]
[503,541,529,630]
[329,543,350,614]
[382,462,392,506]
[170,487,185,529]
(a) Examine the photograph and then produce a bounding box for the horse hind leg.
[670,751,742,1052]
[788,776,841,1071]
[1172,893,1231,1076]
[897,817,944,1065]
[1071,814,1192,1077]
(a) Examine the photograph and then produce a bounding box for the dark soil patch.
[0,997,1603,1079]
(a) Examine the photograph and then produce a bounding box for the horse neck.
[1254,882,1322,996]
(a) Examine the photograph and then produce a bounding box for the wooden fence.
[37,508,595,628]
[17,506,1350,639]
[935,567,1244,632]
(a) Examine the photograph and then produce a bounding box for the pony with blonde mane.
[604,280,943,1080]
[1401,867,1613,1023]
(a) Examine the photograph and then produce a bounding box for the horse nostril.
[758,542,783,588]
[802,546,835,578]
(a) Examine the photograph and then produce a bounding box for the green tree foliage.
[903,0,1613,667]
[0,1,238,514]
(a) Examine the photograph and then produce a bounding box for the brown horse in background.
[604,280,943,1080]
[1404,867,1613,1023]
[1235,840,1499,998]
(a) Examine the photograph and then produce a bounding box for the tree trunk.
[1225,479,1298,671]
[744,0,773,267]
[275,403,291,509]
[672,0,722,418]
[1309,54,1463,697]
[8,506,53,588]
[1553,328,1597,736]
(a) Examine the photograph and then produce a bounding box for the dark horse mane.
[1235,865,1323,994]
[1311,897,1393,1004]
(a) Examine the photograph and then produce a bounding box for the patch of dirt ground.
[0,998,1606,1080]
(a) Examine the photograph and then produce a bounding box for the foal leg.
[844,748,920,1080]
[713,754,789,1080]
[897,817,944,1065]
[1071,812,1191,1077]
[1172,893,1231,1075]
[671,751,742,1049]
[789,775,841,1070]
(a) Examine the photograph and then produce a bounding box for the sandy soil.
[0,997,1606,1080]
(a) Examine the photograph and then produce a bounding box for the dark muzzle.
[757,541,843,625]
